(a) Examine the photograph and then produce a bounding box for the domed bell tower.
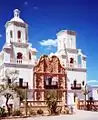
[5,9,28,44]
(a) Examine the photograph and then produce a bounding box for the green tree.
[82,84,91,110]
[0,69,25,116]
[46,90,59,115]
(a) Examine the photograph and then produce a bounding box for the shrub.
[12,109,21,116]
[62,107,70,114]
[0,107,7,117]
[66,110,69,114]
[56,107,62,115]
[29,109,37,116]
[46,91,58,115]
[37,109,44,115]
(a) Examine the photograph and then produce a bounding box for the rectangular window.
[62,55,66,59]
[82,57,86,61]
[18,31,21,39]
[29,52,31,60]
[19,78,23,87]
[10,31,13,38]
[8,78,11,84]
[78,55,81,64]
[97,90,98,94]
[74,80,77,87]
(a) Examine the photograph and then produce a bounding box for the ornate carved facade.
[33,55,67,106]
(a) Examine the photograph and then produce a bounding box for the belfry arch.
[33,55,67,106]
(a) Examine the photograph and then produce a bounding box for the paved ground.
[2,110,98,120]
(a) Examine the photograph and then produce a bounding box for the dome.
[10,9,24,23]
[10,17,24,23]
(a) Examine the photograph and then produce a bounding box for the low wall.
[78,100,98,110]
[20,100,62,115]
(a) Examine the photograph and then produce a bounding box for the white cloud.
[87,80,98,84]
[39,39,57,47]
[46,46,52,50]
[49,52,58,57]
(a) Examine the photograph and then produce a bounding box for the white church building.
[0,9,87,107]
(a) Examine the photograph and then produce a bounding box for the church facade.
[0,9,87,108]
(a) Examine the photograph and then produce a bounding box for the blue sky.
[0,0,98,84]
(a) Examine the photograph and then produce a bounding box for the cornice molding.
[4,63,34,69]
[12,21,27,28]
[66,67,87,72]
[11,41,29,48]
[66,48,78,53]
[59,48,78,54]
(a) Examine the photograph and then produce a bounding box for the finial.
[14,9,20,18]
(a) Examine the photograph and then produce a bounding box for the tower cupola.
[5,9,28,44]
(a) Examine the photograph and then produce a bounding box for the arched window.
[74,93,77,102]
[26,31,28,40]
[17,52,22,59]
[73,80,77,87]
[78,55,81,64]
[29,52,31,60]
[70,58,74,64]
[70,38,72,48]
[17,52,22,63]
[82,81,85,86]
[17,30,21,39]
[10,30,13,38]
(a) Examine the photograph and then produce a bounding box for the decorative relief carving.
[33,55,67,102]
[36,91,41,100]
[36,75,42,89]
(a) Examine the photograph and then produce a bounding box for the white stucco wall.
[4,66,33,89]
[6,23,14,44]
[88,87,98,100]
[67,70,86,87]
[67,70,87,102]
[92,89,98,100]
[67,93,74,105]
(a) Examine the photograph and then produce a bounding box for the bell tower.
[4,9,30,64]
[5,9,28,44]
[57,30,76,53]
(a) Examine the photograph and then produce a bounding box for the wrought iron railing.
[71,83,81,90]
[15,82,28,88]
